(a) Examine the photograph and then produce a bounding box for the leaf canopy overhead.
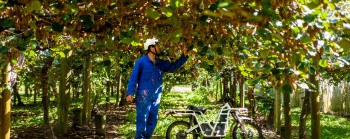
[0,0,349,84]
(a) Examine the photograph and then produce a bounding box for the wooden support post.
[95,114,106,136]
[1,63,11,139]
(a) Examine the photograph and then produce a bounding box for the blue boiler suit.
[127,54,188,139]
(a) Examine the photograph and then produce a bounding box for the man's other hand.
[127,95,133,102]
[184,48,194,56]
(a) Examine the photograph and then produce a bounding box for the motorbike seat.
[187,105,207,114]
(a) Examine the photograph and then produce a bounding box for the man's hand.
[127,95,133,102]
[184,48,194,56]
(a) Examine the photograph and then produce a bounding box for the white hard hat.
[144,38,159,50]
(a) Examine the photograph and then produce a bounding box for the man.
[126,38,192,139]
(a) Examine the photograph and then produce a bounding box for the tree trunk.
[119,78,127,107]
[220,78,223,99]
[57,51,72,134]
[299,90,311,139]
[82,56,92,125]
[106,80,111,111]
[116,74,121,106]
[42,56,54,126]
[230,72,237,107]
[24,80,29,98]
[76,74,82,99]
[283,92,291,139]
[13,82,17,106]
[106,66,111,111]
[274,87,282,135]
[310,58,321,139]
[34,79,38,104]
[14,82,23,106]
[72,108,82,128]
[248,87,254,117]
[216,80,219,102]
[267,99,274,126]
[223,71,228,98]
[119,89,127,107]
[52,83,58,103]
[111,81,114,97]
[239,74,245,108]
[95,114,106,135]
[29,88,33,97]
[0,63,11,139]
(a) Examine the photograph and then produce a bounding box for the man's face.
[155,44,161,52]
[151,44,161,54]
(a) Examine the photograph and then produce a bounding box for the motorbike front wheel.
[166,121,199,139]
[230,120,263,139]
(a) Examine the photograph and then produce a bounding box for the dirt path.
[170,86,192,92]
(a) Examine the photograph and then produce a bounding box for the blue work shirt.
[127,53,188,101]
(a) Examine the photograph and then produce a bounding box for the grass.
[10,90,121,135]
[286,108,350,139]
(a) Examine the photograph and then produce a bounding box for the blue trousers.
[135,91,161,139]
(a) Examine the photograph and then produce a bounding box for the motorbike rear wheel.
[166,121,199,139]
[230,121,263,139]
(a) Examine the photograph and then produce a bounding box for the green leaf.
[44,50,52,56]
[26,0,41,12]
[173,28,183,38]
[239,53,248,60]
[151,2,161,7]
[59,52,65,58]
[61,14,71,21]
[29,50,35,57]
[247,79,259,85]
[336,38,350,51]
[209,2,218,11]
[328,2,336,10]
[256,29,271,38]
[146,9,160,20]
[127,2,137,8]
[319,59,328,67]
[103,60,111,66]
[301,35,312,44]
[52,22,64,33]
[203,10,220,17]
[0,46,9,54]
[127,26,136,37]
[131,41,139,46]
[0,18,15,28]
[282,84,293,94]
[197,41,204,47]
[320,12,328,20]
[218,2,231,8]
[241,71,248,77]
[263,64,272,70]
[271,68,280,76]
[216,47,223,55]
[160,7,173,17]
[201,46,209,53]
[50,2,62,9]
[303,14,318,23]
[199,15,209,25]
[80,15,94,29]
[307,0,321,9]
